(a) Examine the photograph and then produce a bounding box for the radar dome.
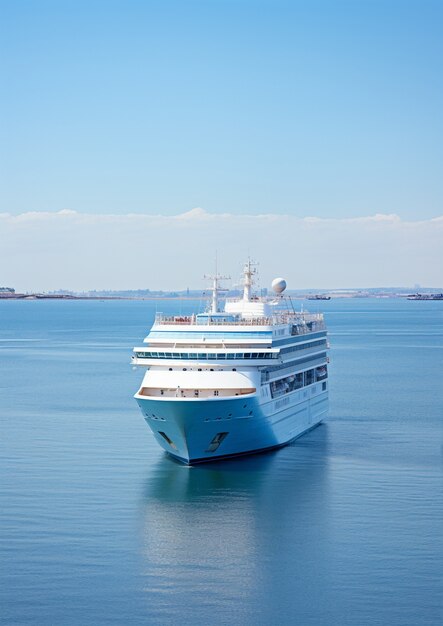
[271,277,287,294]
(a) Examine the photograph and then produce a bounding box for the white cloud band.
[1,209,442,291]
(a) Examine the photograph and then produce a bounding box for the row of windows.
[273,330,326,346]
[135,351,279,360]
[270,366,328,399]
[280,339,327,355]
[291,322,325,335]
[262,352,328,379]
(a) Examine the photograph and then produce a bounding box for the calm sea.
[1,298,442,626]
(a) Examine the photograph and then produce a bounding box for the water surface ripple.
[1,299,442,625]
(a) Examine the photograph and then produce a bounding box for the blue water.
[1,298,442,625]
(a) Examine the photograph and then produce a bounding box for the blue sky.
[1,1,442,290]
[1,0,442,218]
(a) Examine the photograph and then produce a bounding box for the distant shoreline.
[1,293,441,301]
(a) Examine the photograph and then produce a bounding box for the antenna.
[242,257,258,302]
[204,255,230,313]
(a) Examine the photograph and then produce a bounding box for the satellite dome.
[271,277,287,294]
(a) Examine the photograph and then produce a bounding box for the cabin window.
[269,371,305,398]
[294,373,304,390]
[315,365,328,381]
[304,370,314,386]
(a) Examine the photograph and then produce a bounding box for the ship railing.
[137,387,256,399]
[154,312,325,328]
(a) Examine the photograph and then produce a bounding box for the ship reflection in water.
[140,425,334,624]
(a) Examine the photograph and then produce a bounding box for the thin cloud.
[1,209,442,291]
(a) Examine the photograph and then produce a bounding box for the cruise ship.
[132,262,329,464]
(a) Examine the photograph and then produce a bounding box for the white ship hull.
[136,385,328,464]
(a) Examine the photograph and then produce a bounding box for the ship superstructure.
[132,262,329,464]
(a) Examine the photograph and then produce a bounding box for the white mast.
[204,255,230,313]
[243,258,257,302]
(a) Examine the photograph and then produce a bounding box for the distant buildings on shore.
[2,286,443,300]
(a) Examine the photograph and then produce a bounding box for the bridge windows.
[134,351,278,361]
